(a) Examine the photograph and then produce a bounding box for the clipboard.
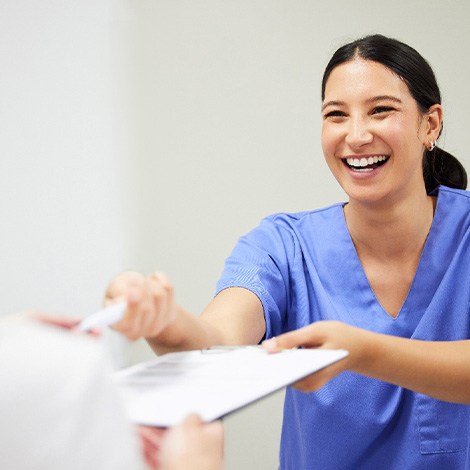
[113,346,348,427]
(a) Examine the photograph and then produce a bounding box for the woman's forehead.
[323,58,409,103]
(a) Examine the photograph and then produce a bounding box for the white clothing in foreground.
[0,317,143,470]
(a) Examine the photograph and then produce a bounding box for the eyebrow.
[321,95,403,111]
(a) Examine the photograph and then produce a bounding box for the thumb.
[263,325,321,352]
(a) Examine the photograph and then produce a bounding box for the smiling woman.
[105,35,470,470]
[321,34,467,195]
[321,57,437,205]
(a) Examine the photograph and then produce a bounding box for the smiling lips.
[344,155,389,172]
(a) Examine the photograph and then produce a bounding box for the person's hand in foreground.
[14,311,102,337]
[158,414,224,470]
[137,425,167,470]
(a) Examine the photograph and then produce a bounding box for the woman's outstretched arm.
[263,321,470,404]
[106,271,266,355]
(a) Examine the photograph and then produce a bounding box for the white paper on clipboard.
[113,347,348,427]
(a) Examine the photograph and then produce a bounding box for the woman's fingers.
[263,324,325,352]
[107,270,177,341]
[104,270,145,306]
[263,321,353,393]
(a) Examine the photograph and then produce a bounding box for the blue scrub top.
[216,186,470,469]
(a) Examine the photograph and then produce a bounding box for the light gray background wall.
[0,0,125,317]
[2,1,470,469]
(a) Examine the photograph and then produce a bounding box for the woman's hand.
[263,321,369,392]
[158,415,224,470]
[104,270,178,341]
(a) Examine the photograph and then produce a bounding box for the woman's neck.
[344,191,436,262]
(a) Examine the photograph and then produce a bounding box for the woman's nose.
[344,118,373,148]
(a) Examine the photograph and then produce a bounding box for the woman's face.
[321,58,430,206]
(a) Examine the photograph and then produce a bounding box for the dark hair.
[322,34,467,193]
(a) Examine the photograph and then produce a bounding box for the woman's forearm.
[146,306,226,355]
[147,287,266,355]
[107,271,265,355]
[356,331,470,404]
[265,321,470,404]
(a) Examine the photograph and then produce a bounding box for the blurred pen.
[78,302,127,332]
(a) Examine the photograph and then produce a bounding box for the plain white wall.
[2,1,470,469]
[0,0,125,317]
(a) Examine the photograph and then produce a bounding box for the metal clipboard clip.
[201,345,298,354]
[201,345,265,354]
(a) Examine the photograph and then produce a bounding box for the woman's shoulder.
[435,185,470,211]
[434,186,470,236]
[238,203,348,248]
[436,185,470,200]
[262,202,346,227]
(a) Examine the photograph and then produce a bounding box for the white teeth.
[346,155,387,168]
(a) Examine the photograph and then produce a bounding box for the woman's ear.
[426,103,443,143]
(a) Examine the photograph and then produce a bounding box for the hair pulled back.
[322,34,467,193]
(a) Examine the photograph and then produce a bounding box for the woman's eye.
[323,110,346,119]
[372,106,394,115]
